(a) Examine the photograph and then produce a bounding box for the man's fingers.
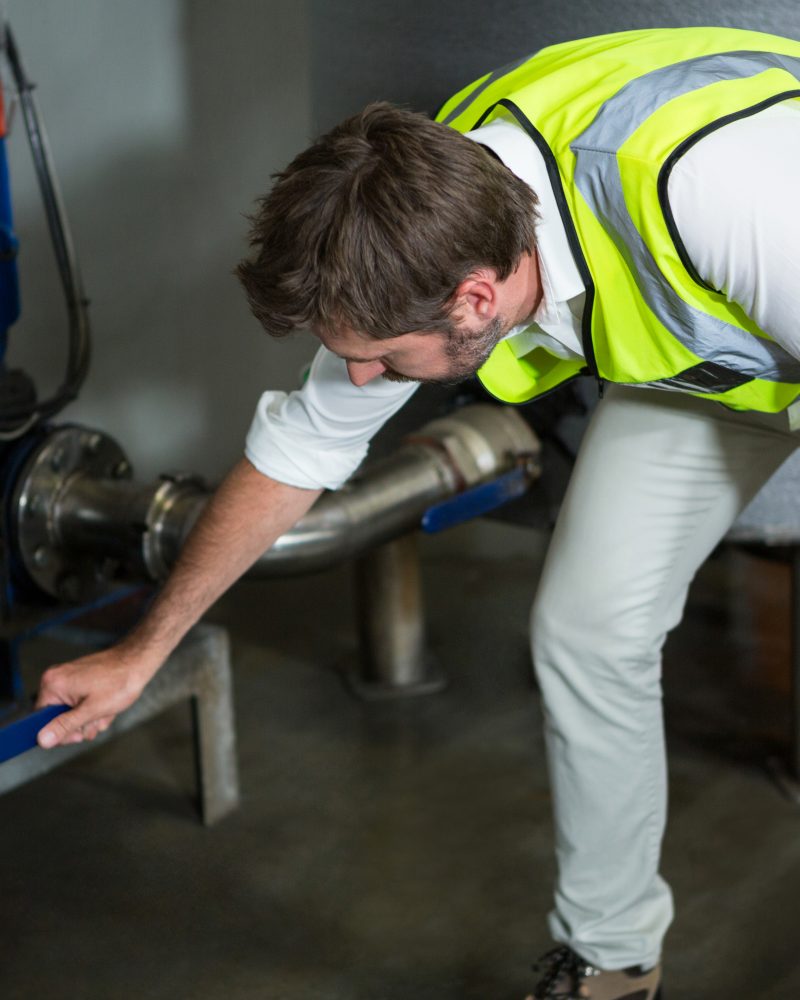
[81,718,112,742]
[37,703,93,749]
[38,709,118,748]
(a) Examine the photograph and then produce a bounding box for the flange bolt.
[33,546,50,568]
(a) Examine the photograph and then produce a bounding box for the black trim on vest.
[658,89,800,293]
[637,360,753,395]
[470,99,599,382]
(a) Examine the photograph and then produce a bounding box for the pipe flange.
[13,425,131,601]
[142,472,207,580]
[404,404,541,487]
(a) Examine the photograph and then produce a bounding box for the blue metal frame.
[0,129,20,359]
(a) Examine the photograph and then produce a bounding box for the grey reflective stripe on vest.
[570,50,800,384]
[441,54,532,125]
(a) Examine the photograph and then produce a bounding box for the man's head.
[237,102,540,383]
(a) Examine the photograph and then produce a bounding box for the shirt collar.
[465,115,585,310]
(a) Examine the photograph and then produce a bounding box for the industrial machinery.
[0,21,92,614]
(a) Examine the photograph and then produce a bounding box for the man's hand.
[35,645,155,748]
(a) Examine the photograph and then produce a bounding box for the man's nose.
[346,359,386,386]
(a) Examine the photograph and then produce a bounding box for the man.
[34,26,800,1000]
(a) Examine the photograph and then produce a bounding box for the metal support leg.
[0,623,240,824]
[348,533,446,699]
[189,626,239,825]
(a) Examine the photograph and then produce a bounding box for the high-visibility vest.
[436,27,800,412]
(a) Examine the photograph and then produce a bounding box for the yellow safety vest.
[436,27,800,411]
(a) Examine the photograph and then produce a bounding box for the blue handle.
[0,704,69,763]
[421,466,531,534]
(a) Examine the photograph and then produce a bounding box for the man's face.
[315,314,509,388]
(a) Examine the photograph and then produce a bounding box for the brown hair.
[236,102,538,340]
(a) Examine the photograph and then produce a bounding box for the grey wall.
[7,0,313,480]
[310,1,800,128]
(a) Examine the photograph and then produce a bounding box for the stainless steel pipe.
[12,404,540,601]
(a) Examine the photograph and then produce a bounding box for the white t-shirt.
[245,103,800,491]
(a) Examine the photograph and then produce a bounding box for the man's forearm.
[122,456,321,676]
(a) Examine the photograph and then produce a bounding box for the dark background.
[310,0,800,127]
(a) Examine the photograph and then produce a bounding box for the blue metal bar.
[0,703,68,763]
[421,466,531,534]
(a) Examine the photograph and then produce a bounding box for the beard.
[381,315,508,386]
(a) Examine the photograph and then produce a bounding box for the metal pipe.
[12,404,540,601]
[52,447,455,578]
[255,445,457,575]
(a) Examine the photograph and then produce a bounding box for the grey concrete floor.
[1,526,799,999]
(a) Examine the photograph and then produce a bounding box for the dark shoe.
[526,945,662,999]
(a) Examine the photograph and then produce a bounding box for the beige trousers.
[531,385,799,969]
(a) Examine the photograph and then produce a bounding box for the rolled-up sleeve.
[245,344,420,490]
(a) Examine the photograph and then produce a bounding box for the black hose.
[0,21,91,431]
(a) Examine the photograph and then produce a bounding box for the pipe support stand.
[0,622,239,825]
[347,533,446,700]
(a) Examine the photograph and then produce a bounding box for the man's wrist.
[116,632,172,687]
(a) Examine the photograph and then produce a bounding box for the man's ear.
[452,269,500,323]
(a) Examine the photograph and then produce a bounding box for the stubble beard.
[381,315,508,386]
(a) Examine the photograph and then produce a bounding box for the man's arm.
[35,457,321,748]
